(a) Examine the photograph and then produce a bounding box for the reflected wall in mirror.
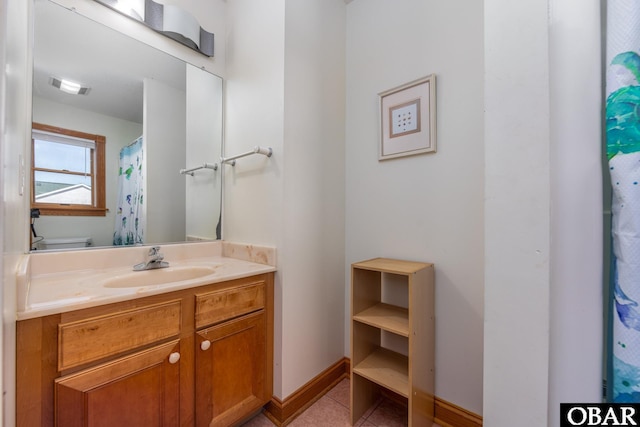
[31,0,223,252]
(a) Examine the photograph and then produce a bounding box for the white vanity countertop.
[17,241,276,320]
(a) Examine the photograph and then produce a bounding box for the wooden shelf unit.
[350,258,434,426]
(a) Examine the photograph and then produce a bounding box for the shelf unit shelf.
[350,258,434,427]
[352,347,409,397]
[353,303,409,337]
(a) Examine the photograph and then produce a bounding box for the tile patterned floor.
[241,378,441,427]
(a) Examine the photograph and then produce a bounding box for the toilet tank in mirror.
[30,0,223,252]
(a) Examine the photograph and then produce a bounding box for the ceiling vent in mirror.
[49,77,91,95]
[94,0,214,57]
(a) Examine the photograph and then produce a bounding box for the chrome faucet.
[133,246,170,271]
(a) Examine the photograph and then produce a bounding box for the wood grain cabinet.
[196,311,268,427]
[350,258,434,427]
[194,281,271,427]
[16,273,274,427]
[55,340,182,427]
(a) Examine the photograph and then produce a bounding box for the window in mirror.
[31,123,106,216]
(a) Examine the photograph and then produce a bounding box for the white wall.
[548,0,603,425]
[0,0,7,423]
[185,64,223,240]
[282,0,346,398]
[144,77,187,244]
[0,0,5,416]
[483,0,603,426]
[483,0,551,423]
[345,0,484,415]
[2,0,31,425]
[224,0,346,399]
[32,97,142,247]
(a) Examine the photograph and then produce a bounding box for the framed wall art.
[378,74,437,160]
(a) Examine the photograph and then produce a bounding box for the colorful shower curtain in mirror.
[113,136,144,245]
[607,0,640,403]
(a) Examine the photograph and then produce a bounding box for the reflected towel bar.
[180,162,218,176]
[222,146,272,166]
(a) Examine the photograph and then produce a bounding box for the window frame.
[31,122,107,216]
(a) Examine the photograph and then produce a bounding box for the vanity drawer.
[58,300,182,371]
[195,281,265,328]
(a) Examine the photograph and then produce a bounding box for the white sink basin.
[100,266,217,288]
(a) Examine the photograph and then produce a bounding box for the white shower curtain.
[113,136,144,245]
[607,0,640,403]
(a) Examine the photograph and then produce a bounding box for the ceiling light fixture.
[49,77,91,95]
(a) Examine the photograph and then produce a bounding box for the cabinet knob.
[200,340,211,351]
[168,352,181,364]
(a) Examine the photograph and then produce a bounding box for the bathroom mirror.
[30,0,223,252]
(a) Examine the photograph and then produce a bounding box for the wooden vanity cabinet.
[16,272,274,427]
[194,281,271,427]
[55,340,182,427]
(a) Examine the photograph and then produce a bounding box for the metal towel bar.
[222,146,272,166]
[179,162,218,176]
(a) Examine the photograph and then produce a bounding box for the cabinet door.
[55,340,181,427]
[195,310,267,427]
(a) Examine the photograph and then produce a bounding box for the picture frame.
[378,74,437,160]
